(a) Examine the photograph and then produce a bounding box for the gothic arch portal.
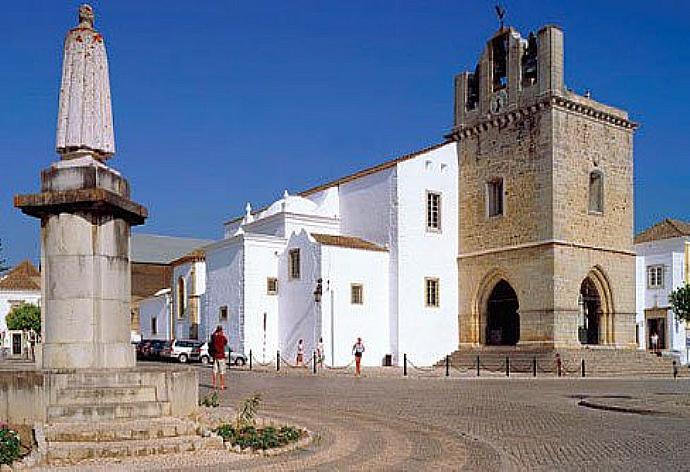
[579,266,615,345]
[473,269,520,345]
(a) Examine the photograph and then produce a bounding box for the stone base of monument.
[0,366,223,465]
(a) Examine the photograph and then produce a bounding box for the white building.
[179,142,459,366]
[0,261,41,356]
[634,219,690,364]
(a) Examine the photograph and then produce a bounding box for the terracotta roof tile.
[170,248,206,266]
[0,260,41,291]
[634,218,690,244]
[311,233,387,252]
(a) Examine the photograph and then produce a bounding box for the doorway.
[579,278,601,345]
[485,280,520,346]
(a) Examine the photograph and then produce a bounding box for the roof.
[224,141,450,225]
[0,260,41,291]
[634,219,690,245]
[170,249,206,266]
[131,234,214,265]
[311,233,388,252]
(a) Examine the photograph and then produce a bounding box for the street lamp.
[313,278,323,303]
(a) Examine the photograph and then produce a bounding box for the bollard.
[581,359,585,378]
[249,350,253,371]
[532,356,537,377]
[445,355,450,377]
[403,353,408,377]
[506,357,510,377]
[673,360,678,380]
[277,350,280,372]
[313,350,317,374]
[476,355,480,377]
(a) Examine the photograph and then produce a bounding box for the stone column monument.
[15,4,146,369]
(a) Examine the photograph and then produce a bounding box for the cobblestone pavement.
[39,365,690,471]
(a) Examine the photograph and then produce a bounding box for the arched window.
[177,277,186,318]
[588,170,604,214]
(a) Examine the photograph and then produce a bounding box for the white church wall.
[319,245,389,367]
[284,214,340,239]
[242,235,284,362]
[204,239,245,350]
[635,255,646,349]
[242,213,286,238]
[303,186,340,219]
[395,143,458,366]
[139,294,170,340]
[278,231,321,363]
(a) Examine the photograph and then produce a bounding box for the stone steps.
[45,434,224,466]
[54,385,157,404]
[47,400,171,422]
[43,417,197,442]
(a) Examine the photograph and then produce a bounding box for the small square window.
[426,192,442,232]
[267,277,278,295]
[351,284,364,305]
[425,278,440,307]
[219,305,228,321]
[288,249,301,280]
[647,266,664,289]
[487,178,504,217]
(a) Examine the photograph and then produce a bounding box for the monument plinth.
[1,10,218,466]
[15,4,145,369]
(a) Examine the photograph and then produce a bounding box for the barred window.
[351,284,364,305]
[267,277,278,295]
[289,249,301,280]
[487,178,504,217]
[647,265,664,289]
[589,171,604,213]
[426,192,441,231]
[425,278,440,307]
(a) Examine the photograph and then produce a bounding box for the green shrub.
[199,391,219,408]
[214,423,302,450]
[0,424,21,465]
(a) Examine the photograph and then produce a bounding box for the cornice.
[447,95,638,141]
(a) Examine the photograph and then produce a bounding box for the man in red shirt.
[211,325,228,390]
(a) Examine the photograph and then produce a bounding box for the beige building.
[450,25,638,350]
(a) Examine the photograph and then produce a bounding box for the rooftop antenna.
[495,3,507,30]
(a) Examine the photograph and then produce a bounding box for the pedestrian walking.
[651,332,659,354]
[352,337,365,376]
[673,360,679,380]
[296,339,304,367]
[210,325,228,390]
[316,337,325,369]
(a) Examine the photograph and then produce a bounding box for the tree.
[0,239,9,275]
[5,303,41,332]
[669,283,690,324]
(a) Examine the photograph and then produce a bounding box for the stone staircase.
[39,370,223,466]
[439,347,685,377]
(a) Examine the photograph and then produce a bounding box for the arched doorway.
[579,277,601,345]
[485,280,520,346]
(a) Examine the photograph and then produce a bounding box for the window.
[288,249,301,279]
[426,192,442,231]
[425,278,440,307]
[177,277,186,318]
[487,178,504,217]
[267,277,278,295]
[589,171,604,214]
[151,317,157,335]
[351,284,364,305]
[647,265,664,289]
[219,305,228,321]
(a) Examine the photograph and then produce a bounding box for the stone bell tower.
[15,4,147,369]
[450,26,638,350]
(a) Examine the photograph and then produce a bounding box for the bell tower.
[450,25,638,349]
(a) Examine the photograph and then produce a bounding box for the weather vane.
[495,3,507,29]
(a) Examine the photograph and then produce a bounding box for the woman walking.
[352,337,365,376]
[296,339,305,367]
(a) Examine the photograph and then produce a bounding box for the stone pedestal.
[15,157,147,369]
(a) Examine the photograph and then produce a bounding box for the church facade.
[450,25,637,349]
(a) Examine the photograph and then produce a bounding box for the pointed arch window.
[588,170,604,214]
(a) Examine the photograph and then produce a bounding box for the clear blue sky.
[1,1,688,266]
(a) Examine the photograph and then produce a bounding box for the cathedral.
[139,23,640,366]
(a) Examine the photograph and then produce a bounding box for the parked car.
[160,339,202,363]
[192,343,247,366]
[149,339,168,359]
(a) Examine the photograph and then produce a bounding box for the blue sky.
[1,1,688,266]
